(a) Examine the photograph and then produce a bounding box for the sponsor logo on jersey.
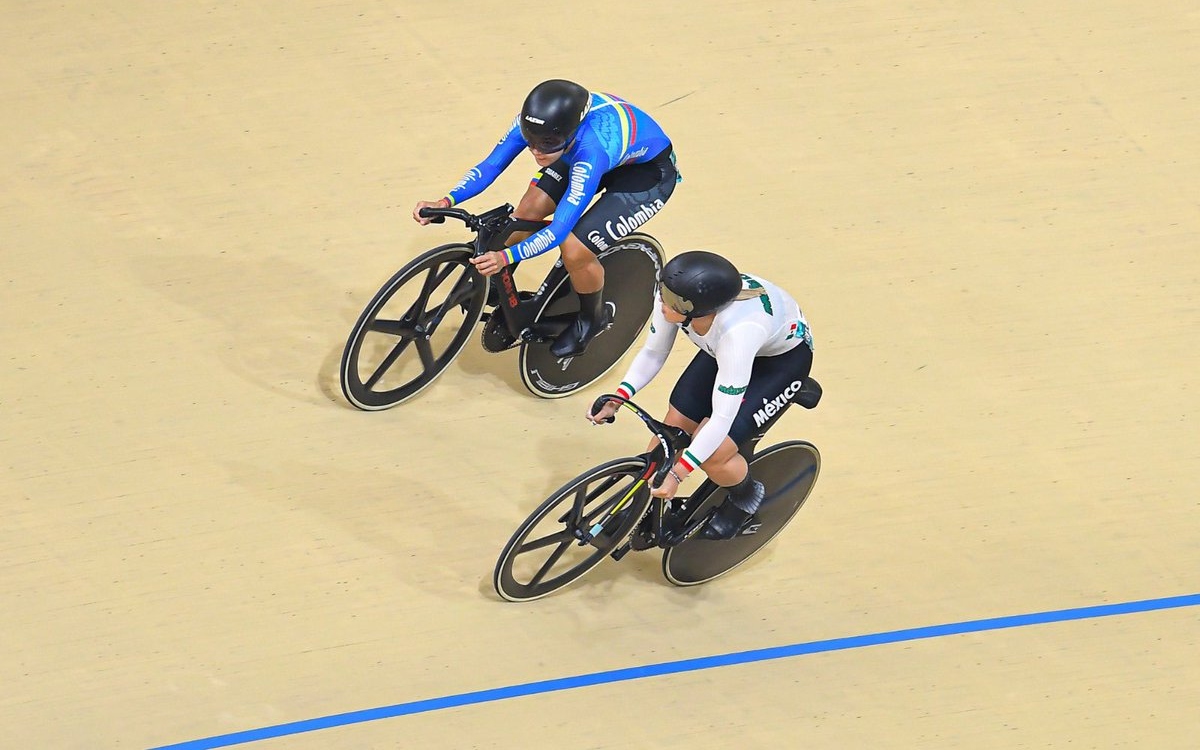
[515,228,557,260]
[787,319,813,348]
[753,379,805,427]
[499,117,520,146]
[620,145,649,165]
[586,229,610,251]
[565,161,594,206]
[452,167,482,193]
[604,198,665,239]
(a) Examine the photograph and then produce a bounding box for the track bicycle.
[493,378,823,602]
[340,203,664,409]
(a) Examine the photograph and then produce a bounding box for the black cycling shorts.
[669,342,814,450]
[533,145,679,253]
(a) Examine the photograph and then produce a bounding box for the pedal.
[737,515,764,536]
[596,301,616,336]
[610,542,633,561]
[663,499,690,527]
[665,508,719,545]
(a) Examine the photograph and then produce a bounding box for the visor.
[529,136,567,154]
[659,284,695,315]
[521,126,569,154]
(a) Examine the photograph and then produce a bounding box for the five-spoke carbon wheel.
[494,457,652,602]
[340,244,487,410]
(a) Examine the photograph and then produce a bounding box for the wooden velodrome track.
[4,1,1198,747]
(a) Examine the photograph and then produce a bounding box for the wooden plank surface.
[2,1,1197,747]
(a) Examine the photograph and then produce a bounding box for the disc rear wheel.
[662,441,820,586]
[519,234,663,398]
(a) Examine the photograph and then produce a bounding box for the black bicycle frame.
[485,218,576,343]
[589,394,709,548]
[593,379,822,551]
[420,202,576,344]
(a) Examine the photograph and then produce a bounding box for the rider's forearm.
[677,395,739,471]
[615,345,670,399]
[679,334,758,469]
[615,305,677,397]
[445,132,524,206]
[445,163,500,206]
[502,224,563,264]
[505,157,601,262]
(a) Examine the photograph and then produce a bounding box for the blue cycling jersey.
[445,92,672,263]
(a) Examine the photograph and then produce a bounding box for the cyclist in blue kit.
[413,79,680,358]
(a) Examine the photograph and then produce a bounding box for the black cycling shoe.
[550,289,612,359]
[700,501,754,540]
[550,302,613,358]
[701,480,765,540]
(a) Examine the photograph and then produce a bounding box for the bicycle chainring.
[480,312,519,352]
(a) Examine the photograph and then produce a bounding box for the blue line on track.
[151,592,1200,749]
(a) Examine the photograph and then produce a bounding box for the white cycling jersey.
[615,272,812,468]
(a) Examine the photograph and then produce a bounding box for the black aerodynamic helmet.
[519,79,591,153]
[659,251,744,318]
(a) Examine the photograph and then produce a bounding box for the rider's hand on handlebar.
[651,469,682,500]
[586,398,620,425]
[470,250,509,277]
[413,198,450,225]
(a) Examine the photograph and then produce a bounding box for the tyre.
[519,234,663,398]
[340,244,487,410]
[662,441,820,586]
[494,457,652,602]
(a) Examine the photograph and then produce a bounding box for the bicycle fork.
[583,464,655,546]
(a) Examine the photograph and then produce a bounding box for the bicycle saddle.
[794,377,822,410]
